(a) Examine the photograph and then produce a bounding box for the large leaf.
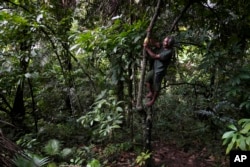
[222,131,235,139]
[226,141,235,154]
[238,136,247,150]
[238,119,250,126]
[246,136,250,146]
[228,124,238,131]
[240,123,250,134]
[44,139,61,156]
[61,148,73,158]
[12,154,50,167]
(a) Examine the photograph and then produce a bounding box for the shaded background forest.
[1,0,250,166]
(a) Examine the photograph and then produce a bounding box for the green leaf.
[13,154,50,167]
[239,136,246,150]
[134,0,140,4]
[87,159,101,167]
[228,124,238,131]
[61,148,72,157]
[24,72,39,79]
[24,73,32,78]
[0,14,3,21]
[240,123,250,134]
[33,156,50,166]
[116,106,123,112]
[70,43,80,51]
[222,131,235,139]
[232,134,238,143]
[226,142,235,154]
[44,139,61,156]
[222,138,230,146]
[133,36,141,43]
[246,136,250,145]
[239,73,250,79]
[239,101,250,109]
[47,162,57,167]
[239,119,250,126]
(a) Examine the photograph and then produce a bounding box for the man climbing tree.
[143,36,175,106]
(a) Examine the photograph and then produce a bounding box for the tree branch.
[40,26,97,92]
[169,1,193,33]
[0,7,15,10]
[162,81,211,98]
[0,120,16,128]
[136,0,162,110]
[177,41,203,47]
[0,106,10,114]
[162,81,207,88]
[61,39,97,93]
[3,0,30,12]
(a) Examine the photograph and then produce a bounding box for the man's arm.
[144,46,160,59]
[147,38,161,48]
[148,38,161,48]
[144,37,161,48]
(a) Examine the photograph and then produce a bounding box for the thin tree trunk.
[135,1,162,166]
[10,83,25,126]
[169,1,193,33]
[10,28,31,128]
[27,78,38,133]
[52,0,76,114]
[128,60,134,139]
[135,1,194,166]
[136,0,162,111]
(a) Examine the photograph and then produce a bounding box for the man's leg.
[146,72,164,107]
[145,70,154,99]
[146,82,153,98]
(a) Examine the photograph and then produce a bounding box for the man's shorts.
[145,70,165,92]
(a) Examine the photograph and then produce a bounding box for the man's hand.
[143,37,149,47]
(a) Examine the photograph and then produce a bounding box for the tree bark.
[135,1,162,167]
[51,0,76,114]
[10,27,31,128]
[27,78,38,133]
[10,83,25,126]
[169,1,193,33]
[136,0,162,111]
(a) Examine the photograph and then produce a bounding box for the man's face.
[162,37,169,48]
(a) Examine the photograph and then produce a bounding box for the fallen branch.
[0,130,25,167]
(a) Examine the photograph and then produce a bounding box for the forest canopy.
[0,0,250,166]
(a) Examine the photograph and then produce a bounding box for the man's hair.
[167,36,175,47]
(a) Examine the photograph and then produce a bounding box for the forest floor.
[107,140,229,167]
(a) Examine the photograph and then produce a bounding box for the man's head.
[163,36,175,48]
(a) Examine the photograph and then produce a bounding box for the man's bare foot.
[146,92,153,98]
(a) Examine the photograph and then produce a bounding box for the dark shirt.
[154,48,173,73]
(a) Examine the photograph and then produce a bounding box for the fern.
[12,154,50,167]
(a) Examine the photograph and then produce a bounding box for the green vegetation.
[1,0,250,166]
[222,119,250,154]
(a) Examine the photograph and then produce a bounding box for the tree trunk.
[10,27,31,128]
[28,78,38,133]
[135,1,162,166]
[128,60,134,139]
[10,83,25,127]
[51,0,76,114]
[136,0,162,110]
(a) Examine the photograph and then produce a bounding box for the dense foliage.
[1,0,250,166]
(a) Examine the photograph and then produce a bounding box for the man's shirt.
[154,48,173,73]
